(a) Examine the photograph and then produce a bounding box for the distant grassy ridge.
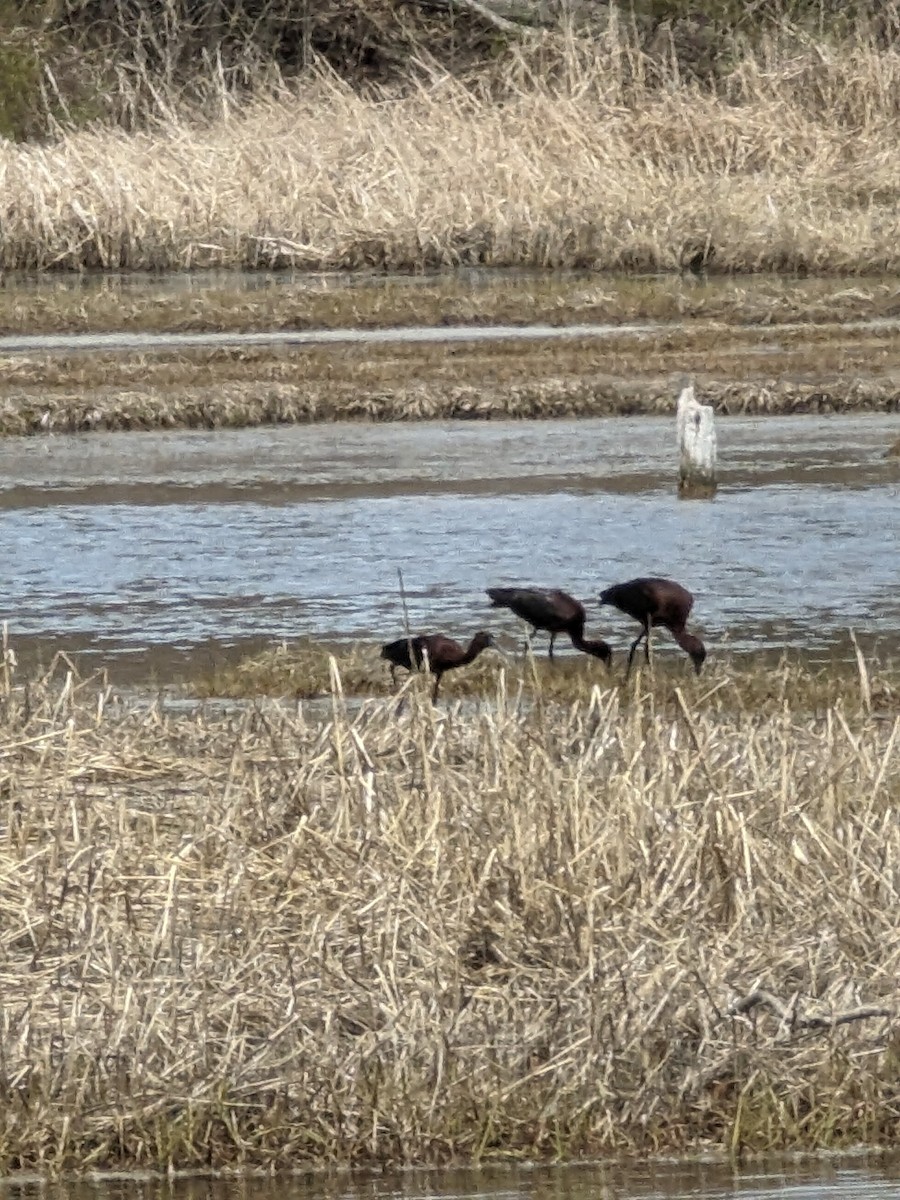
[1,274,899,335]
[1,375,896,437]
[0,5,899,274]
[0,650,897,1171]
[2,276,898,438]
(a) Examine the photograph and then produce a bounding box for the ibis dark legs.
[522,628,555,661]
[625,620,652,681]
[521,626,539,660]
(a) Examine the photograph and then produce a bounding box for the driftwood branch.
[727,990,893,1031]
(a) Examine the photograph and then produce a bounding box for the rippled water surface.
[3,1160,900,1200]
[1,414,897,677]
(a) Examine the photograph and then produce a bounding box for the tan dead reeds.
[2,329,899,437]
[0,649,897,1172]
[1,23,900,274]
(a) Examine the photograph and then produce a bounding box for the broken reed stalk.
[0,651,897,1171]
[1,622,11,696]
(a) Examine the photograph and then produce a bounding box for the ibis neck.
[673,627,703,656]
[463,640,486,665]
[568,616,588,650]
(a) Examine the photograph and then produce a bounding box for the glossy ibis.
[486,587,612,665]
[599,577,706,680]
[380,631,496,702]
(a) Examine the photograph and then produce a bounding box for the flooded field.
[0,269,896,684]
[2,413,897,682]
[3,1160,900,1200]
[1,269,899,439]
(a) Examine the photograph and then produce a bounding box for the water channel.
[1,413,897,681]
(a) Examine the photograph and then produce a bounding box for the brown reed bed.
[1,21,900,276]
[2,320,899,438]
[0,646,897,1173]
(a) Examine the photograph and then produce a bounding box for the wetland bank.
[1,1,900,1180]
[1,407,898,1173]
[2,3,900,436]
[1,272,899,437]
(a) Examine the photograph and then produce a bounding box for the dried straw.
[1,27,900,274]
[0,650,897,1170]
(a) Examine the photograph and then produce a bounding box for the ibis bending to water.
[598,577,706,679]
[380,631,496,702]
[486,587,612,665]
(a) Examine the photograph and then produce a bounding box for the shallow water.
[2,263,888,294]
[1,316,898,356]
[2,1160,900,1200]
[0,321,655,354]
[2,264,567,295]
[1,414,897,679]
[0,264,898,355]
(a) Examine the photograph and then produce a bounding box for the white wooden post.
[676,383,717,499]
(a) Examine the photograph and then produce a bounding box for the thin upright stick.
[1,622,8,697]
[396,567,426,683]
[397,568,412,644]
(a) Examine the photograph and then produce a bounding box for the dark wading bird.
[599,577,706,680]
[486,587,612,665]
[380,631,496,702]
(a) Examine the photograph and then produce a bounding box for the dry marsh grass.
[1,26,900,274]
[0,649,898,1170]
[2,322,899,437]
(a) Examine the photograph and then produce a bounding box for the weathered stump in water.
[676,383,717,499]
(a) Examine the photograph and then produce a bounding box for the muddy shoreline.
[8,630,899,702]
